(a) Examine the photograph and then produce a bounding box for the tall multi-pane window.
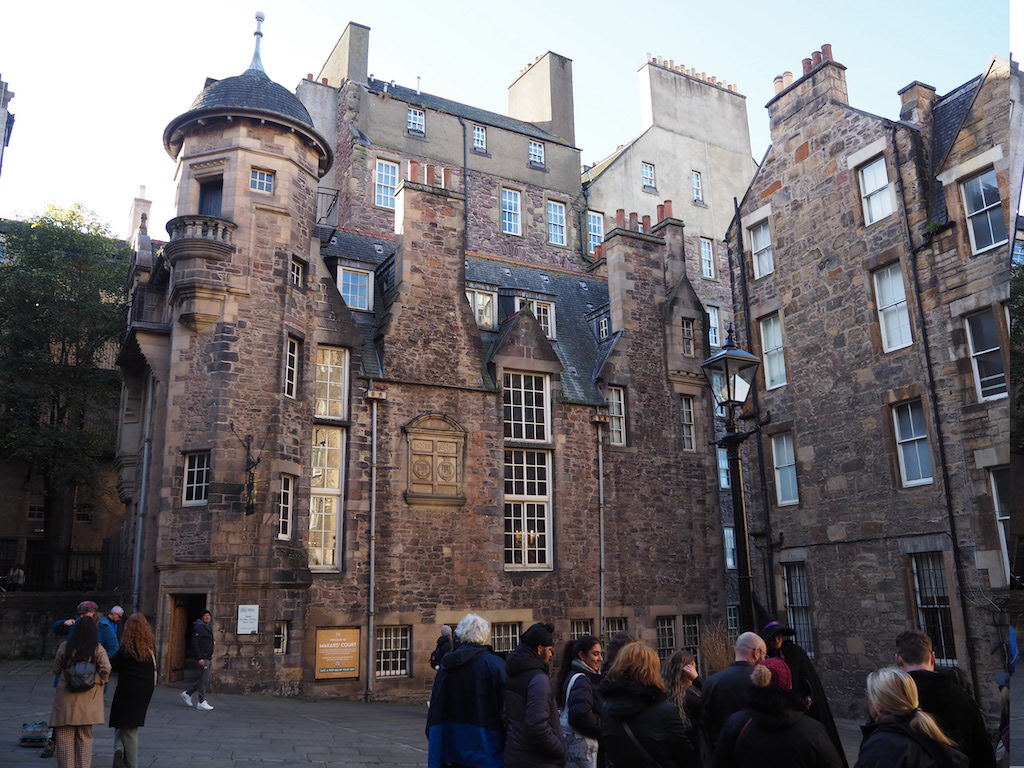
[874,263,912,352]
[604,617,628,636]
[503,372,549,441]
[608,387,626,446]
[339,268,372,311]
[375,159,398,209]
[529,141,545,166]
[772,432,798,505]
[376,626,411,677]
[893,401,933,487]
[492,622,520,658]
[656,616,676,660]
[691,171,704,203]
[587,211,604,254]
[547,201,567,245]
[278,474,295,540]
[570,619,595,640]
[680,395,695,451]
[597,317,610,340]
[726,606,740,642]
[501,189,522,235]
[284,336,300,398]
[911,552,957,666]
[407,108,425,135]
[250,169,274,193]
[859,156,893,224]
[641,162,656,188]
[961,168,1007,253]
[310,426,344,569]
[718,448,731,489]
[314,347,348,420]
[466,289,497,329]
[700,238,715,278]
[472,125,487,152]
[760,313,787,389]
[183,452,211,505]
[724,526,737,570]
[784,563,814,656]
[515,298,555,338]
[991,468,1010,581]
[750,221,774,278]
[707,306,721,347]
[966,309,1007,400]
[289,258,304,287]
[504,450,550,567]
[680,615,701,665]
[681,319,695,357]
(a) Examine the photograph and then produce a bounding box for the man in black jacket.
[181,610,215,710]
[895,630,995,768]
[502,621,565,768]
[700,631,766,744]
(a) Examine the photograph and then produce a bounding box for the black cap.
[521,622,555,648]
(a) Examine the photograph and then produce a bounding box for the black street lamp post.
[701,327,761,633]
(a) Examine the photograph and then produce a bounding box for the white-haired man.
[426,613,506,768]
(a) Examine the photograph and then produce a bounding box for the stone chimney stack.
[508,51,575,145]
[897,80,937,127]
[317,21,370,86]
[767,44,847,141]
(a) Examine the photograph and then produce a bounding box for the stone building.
[727,46,1017,719]
[115,18,755,700]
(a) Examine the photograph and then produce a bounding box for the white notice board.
[237,604,259,635]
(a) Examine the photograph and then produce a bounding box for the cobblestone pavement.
[0,659,878,766]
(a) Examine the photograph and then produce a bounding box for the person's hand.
[682,663,698,681]
[199,659,206,668]
[64,619,74,627]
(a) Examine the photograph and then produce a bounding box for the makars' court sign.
[315,628,360,679]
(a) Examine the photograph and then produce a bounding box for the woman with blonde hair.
[854,667,966,768]
[600,642,695,767]
[108,614,157,768]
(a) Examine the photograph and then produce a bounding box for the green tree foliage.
[0,205,130,587]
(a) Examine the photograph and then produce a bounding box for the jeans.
[185,658,212,702]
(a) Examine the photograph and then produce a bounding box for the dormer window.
[597,316,610,340]
[407,108,425,136]
[515,297,555,339]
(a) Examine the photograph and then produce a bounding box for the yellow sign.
[315,628,360,679]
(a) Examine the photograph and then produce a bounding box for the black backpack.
[63,659,97,693]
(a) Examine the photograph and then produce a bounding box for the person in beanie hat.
[503,621,566,767]
[711,656,844,768]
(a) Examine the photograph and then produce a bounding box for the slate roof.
[364,79,569,145]
[928,75,982,223]
[191,67,314,127]
[319,230,611,405]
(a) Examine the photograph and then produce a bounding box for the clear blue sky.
[0,0,1012,238]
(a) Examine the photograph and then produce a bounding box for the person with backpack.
[48,616,111,768]
[109,614,157,768]
[556,635,603,768]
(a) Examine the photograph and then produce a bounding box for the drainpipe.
[594,413,608,636]
[456,117,469,253]
[131,374,155,614]
[365,381,386,701]
[891,124,979,697]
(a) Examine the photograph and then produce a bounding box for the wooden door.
[166,595,188,682]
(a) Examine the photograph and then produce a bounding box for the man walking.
[181,610,215,711]
[98,605,124,657]
[895,630,995,767]
[426,613,506,768]
[503,621,565,768]
[701,631,767,744]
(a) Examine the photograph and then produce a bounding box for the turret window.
[250,169,274,193]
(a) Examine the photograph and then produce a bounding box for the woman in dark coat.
[109,614,157,768]
[854,667,966,768]
[556,635,603,768]
[663,651,710,767]
[600,642,694,768]
[713,657,843,768]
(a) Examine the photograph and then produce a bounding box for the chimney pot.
[773,75,785,94]
[664,200,673,219]
[322,77,329,85]
[307,73,313,80]
[802,58,813,75]
[628,212,639,231]
[616,209,626,228]
[657,203,665,222]
[641,215,652,232]
[594,244,604,259]
[426,165,436,186]
[811,50,823,66]
[821,43,833,61]
[408,159,420,183]
[669,59,675,68]
[782,71,793,88]
[709,76,717,84]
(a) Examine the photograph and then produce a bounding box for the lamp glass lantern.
[700,328,761,411]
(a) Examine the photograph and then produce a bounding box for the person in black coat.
[854,667,967,768]
[556,635,603,768]
[109,614,157,768]
[713,657,844,768]
[503,621,566,768]
[701,632,767,744]
[600,642,694,768]
[663,650,711,767]
[429,625,454,670]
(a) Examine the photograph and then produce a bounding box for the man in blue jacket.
[426,614,506,768]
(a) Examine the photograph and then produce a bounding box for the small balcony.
[163,215,237,264]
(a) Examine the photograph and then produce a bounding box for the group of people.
[45,601,216,768]
[425,614,999,768]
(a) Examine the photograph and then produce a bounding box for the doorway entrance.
[166,593,208,683]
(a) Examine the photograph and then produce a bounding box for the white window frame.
[406,108,425,135]
[655,616,676,660]
[911,552,957,666]
[691,171,704,203]
[273,621,288,654]
[718,448,731,489]
[289,258,304,287]
[529,141,545,166]
[570,619,594,640]
[278,474,295,540]
[501,188,522,235]
[859,156,894,224]
[783,562,815,657]
[547,200,567,246]
[700,238,715,278]
[874,262,913,352]
[772,432,799,505]
[608,386,626,446]
[376,625,412,677]
[604,617,628,636]
[726,605,740,641]
[250,168,274,194]
[503,449,552,569]
[374,159,399,209]
[472,125,487,152]
[465,288,498,329]
[515,297,556,339]
[641,162,656,189]
[760,313,787,389]
[680,395,695,452]
[724,526,737,570]
[183,451,211,506]
[597,316,610,340]
[503,371,550,441]
[284,336,300,398]
[961,168,1007,254]
[587,211,604,254]
[707,306,721,347]
[750,221,774,279]
[339,267,373,311]
[893,401,933,487]
[314,346,349,420]
[965,309,1007,401]
[991,468,1010,583]
[492,622,520,657]
[309,425,345,570]
[681,319,695,357]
